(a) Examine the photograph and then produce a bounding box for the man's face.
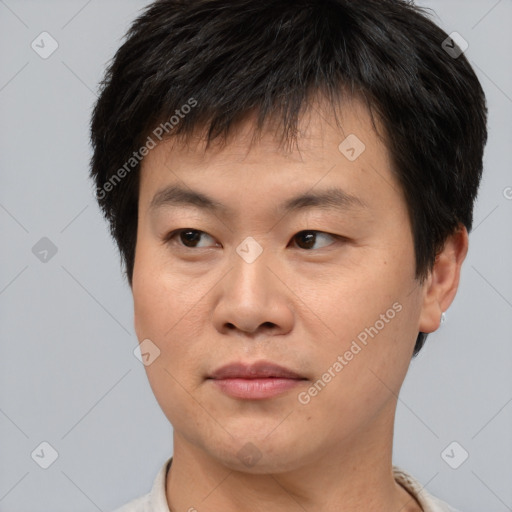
[132,97,427,472]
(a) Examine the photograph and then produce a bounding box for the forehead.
[145,94,384,163]
[137,95,403,218]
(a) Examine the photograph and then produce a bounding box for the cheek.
[313,259,413,346]
[132,243,210,378]
[306,263,422,414]
[132,254,210,429]
[299,306,417,436]
[132,235,188,340]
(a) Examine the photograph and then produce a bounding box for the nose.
[211,243,295,338]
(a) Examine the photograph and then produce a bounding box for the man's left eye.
[290,230,339,250]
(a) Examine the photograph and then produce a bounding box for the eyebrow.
[149,184,368,216]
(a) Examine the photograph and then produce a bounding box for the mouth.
[207,361,308,400]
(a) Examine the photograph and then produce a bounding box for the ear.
[418,224,469,333]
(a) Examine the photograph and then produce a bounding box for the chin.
[195,428,315,475]
[216,447,306,475]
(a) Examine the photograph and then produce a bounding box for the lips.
[207,361,307,400]
[208,361,305,380]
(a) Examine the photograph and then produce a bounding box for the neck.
[165,409,421,512]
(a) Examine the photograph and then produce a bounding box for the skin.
[132,95,468,512]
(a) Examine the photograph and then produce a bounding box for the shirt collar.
[393,466,460,512]
[147,457,173,512]
[147,457,458,512]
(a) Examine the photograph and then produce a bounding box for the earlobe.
[418,224,469,333]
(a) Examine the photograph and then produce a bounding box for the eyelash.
[163,229,345,251]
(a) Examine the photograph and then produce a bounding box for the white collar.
[129,457,460,512]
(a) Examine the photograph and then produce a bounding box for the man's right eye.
[164,229,218,249]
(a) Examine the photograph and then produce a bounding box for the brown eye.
[178,230,202,247]
[292,230,338,250]
[165,229,217,248]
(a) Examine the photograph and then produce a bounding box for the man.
[89,0,488,510]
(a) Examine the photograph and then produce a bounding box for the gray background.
[0,1,511,511]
